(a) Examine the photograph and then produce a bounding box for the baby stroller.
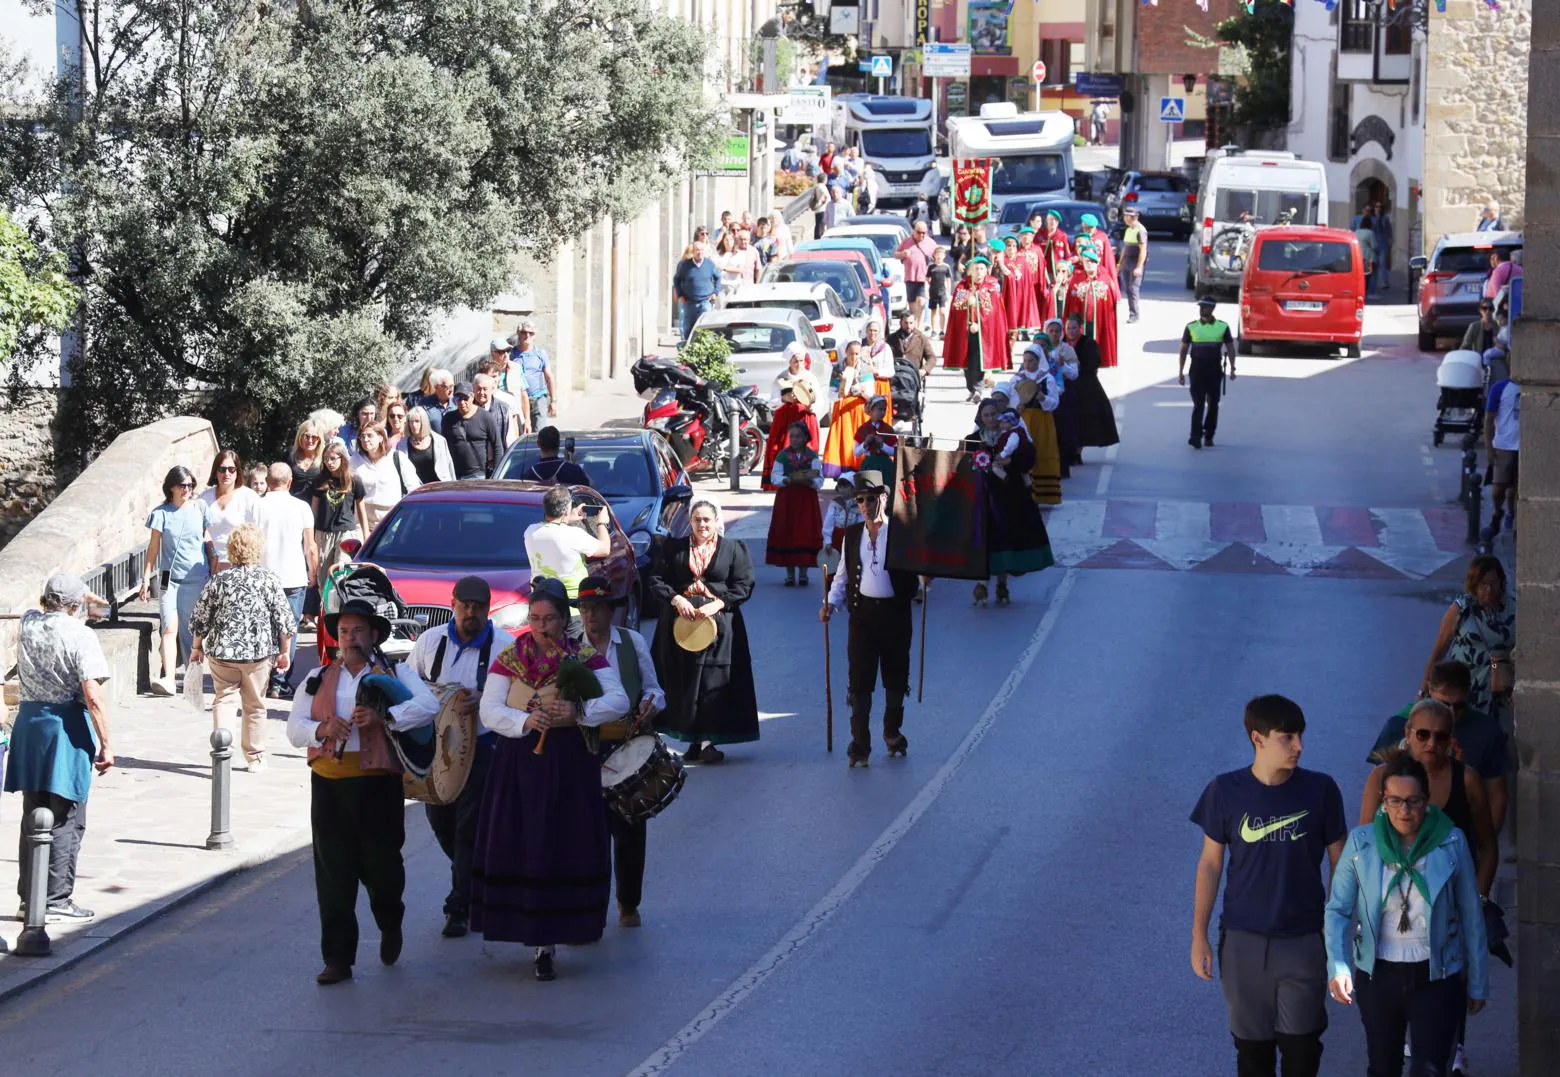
[891,356,925,434]
[1433,349,1485,447]
[318,562,425,663]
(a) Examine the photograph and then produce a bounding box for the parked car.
[842,213,913,231]
[798,237,904,314]
[351,481,642,636]
[769,251,890,327]
[1411,230,1523,351]
[1237,226,1365,358]
[1107,171,1194,237]
[822,223,912,312]
[722,281,870,362]
[687,307,831,406]
[494,430,693,577]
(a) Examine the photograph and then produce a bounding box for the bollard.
[207,727,234,850]
[1461,431,1483,547]
[729,418,741,492]
[15,806,54,956]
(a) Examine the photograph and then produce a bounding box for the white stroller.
[1433,349,1485,446]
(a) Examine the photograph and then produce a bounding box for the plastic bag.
[184,659,206,714]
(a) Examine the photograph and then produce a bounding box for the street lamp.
[1182,73,1198,94]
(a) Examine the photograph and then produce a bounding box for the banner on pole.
[952,158,992,225]
[887,445,988,580]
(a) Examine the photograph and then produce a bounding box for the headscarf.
[782,341,807,363]
[1374,804,1456,912]
[1044,318,1064,334]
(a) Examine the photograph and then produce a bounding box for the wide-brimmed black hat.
[325,598,392,644]
[575,575,623,607]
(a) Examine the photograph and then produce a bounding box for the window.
[1328,81,1351,161]
[989,154,1068,195]
[1038,39,1072,86]
[1255,240,1355,275]
[700,324,799,354]
[1383,7,1412,55]
[1340,0,1373,53]
[727,298,823,319]
[860,129,933,158]
[369,502,543,567]
[1134,175,1187,192]
[1213,189,1321,227]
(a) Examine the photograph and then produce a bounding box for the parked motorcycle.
[632,356,764,476]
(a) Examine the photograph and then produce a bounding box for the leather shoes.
[442,913,468,939]
[380,927,403,966]
[316,964,352,985]
[534,950,556,981]
[619,906,642,928]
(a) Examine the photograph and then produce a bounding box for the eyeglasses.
[527,613,562,626]
[1384,795,1428,811]
[1411,728,1452,745]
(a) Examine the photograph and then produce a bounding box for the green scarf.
[1374,803,1455,904]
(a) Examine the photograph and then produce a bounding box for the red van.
[1237,226,1365,357]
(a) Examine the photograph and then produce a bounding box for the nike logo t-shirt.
[1190,766,1347,938]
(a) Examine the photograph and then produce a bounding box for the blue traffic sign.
[1159,96,1186,123]
[1074,72,1124,98]
[870,55,894,79]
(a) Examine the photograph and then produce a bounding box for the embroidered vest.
[308,663,400,775]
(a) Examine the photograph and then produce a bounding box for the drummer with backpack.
[576,575,667,929]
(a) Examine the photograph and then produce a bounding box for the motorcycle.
[633,356,764,476]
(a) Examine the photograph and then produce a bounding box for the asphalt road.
[0,256,1517,1077]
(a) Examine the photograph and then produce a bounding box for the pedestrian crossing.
[725,498,1475,580]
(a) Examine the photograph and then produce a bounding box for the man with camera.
[523,484,612,602]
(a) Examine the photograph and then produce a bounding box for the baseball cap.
[489,337,512,353]
[43,572,87,607]
[453,382,474,399]
[1197,296,1217,309]
[451,576,491,604]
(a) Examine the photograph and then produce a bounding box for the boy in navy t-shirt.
[1189,694,1348,1077]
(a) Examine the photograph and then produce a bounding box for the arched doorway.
[1349,158,1398,291]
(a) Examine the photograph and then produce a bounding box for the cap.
[489,337,512,353]
[987,238,1004,252]
[1044,208,1062,221]
[1197,295,1217,309]
[451,575,491,604]
[1018,226,1036,235]
[453,381,474,399]
[43,571,87,607]
[969,255,991,268]
[1121,204,1139,215]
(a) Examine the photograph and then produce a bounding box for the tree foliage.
[0,210,79,379]
[1215,1,1294,130]
[0,0,721,466]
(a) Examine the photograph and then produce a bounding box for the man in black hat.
[575,574,666,927]
[443,381,504,479]
[287,599,439,985]
[1178,296,1237,449]
[819,470,922,767]
[407,575,497,939]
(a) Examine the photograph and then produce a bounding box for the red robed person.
[1063,240,1121,369]
[1037,209,1073,323]
[762,380,820,491]
[943,256,1010,401]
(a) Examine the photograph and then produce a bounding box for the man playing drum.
[576,575,667,928]
[407,575,496,940]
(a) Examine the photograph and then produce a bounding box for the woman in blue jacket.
[1325,755,1489,1076]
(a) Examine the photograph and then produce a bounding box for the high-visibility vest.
[1186,318,1230,344]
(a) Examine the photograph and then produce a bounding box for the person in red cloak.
[1037,210,1073,323]
[1063,241,1121,369]
[943,256,1010,403]
[1005,228,1044,340]
[761,381,820,491]
[1077,213,1118,281]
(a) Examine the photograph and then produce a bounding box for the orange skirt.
[822,396,868,478]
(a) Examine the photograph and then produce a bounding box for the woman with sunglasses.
[139,466,215,695]
[1420,555,1515,740]
[1327,753,1489,1077]
[201,449,262,572]
[289,419,327,503]
[382,399,410,452]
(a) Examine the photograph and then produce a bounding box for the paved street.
[0,249,1519,1076]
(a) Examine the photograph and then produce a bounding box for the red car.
[346,480,643,638]
[1237,226,1365,358]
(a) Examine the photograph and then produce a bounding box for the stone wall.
[0,387,61,551]
[1423,0,1532,245]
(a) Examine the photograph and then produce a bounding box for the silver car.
[688,307,831,419]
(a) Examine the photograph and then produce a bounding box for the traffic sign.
[922,42,972,78]
[1074,72,1124,98]
[1031,60,1047,84]
[870,55,894,79]
[780,85,832,126]
[1159,96,1186,123]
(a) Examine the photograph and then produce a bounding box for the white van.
[1185,149,1329,294]
[829,94,936,208]
[945,102,1075,222]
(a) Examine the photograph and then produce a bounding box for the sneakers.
[148,677,175,697]
[1188,437,1202,450]
[1452,1044,1469,1075]
[442,912,469,938]
[44,900,96,923]
[618,906,641,928]
[246,757,266,774]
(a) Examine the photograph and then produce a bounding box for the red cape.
[1085,226,1118,281]
[943,277,1010,371]
[1004,251,1044,332]
[762,402,821,490]
[1038,230,1073,322]
[1063,268,1121,368]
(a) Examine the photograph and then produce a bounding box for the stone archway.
[1349,156,1402,285]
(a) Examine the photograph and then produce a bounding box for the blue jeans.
[680,298,713,343]
[272,587,305,686]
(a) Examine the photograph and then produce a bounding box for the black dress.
[649,536,761,747]
[1069,334,1120,450]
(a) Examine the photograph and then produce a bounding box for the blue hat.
[1080,213,1100,228]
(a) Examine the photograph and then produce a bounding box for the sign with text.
[780,85,832,126]
[922,42,972,79]
[952,158,992,225]
[888,445,988,580]
[1074,72,1124,98]
[695,133,749,177]
[913,0,931,46]
[966,0,1012,55]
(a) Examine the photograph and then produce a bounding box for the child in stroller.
[317,563,424,664]
[890,356,924,434]
[1432,349,1485,447]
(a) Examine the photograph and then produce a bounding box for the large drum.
[399,683,479,805]
[600,735,686,823]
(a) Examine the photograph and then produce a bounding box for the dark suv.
[1411,231,1522,350]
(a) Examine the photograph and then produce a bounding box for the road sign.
[870,55,893,79]
[1159,96,1186,123]
[1031,60,1047,84]
[922,42,972,79]
[1074,72,1124,98]
[780,86,832,126]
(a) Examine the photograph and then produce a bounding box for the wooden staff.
[917,584,929,704]
[821,567,833,753]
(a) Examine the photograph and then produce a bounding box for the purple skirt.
[469,727,610,946]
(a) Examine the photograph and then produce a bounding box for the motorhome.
[944,103,1075,221]
[829,95,936,208]
[1185,148,1330,295]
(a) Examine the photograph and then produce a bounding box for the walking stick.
[917,584,929,703]
[822,568,833,753]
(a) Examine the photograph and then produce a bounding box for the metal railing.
[80,542,150,620]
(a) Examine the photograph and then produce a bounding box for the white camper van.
[1185,148,1330,294]
[944,103,1075,222]
[829,94,936,207]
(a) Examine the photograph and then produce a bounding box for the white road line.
[625,568,1082,1077]
[1260,504,1325,548]
[1369,507,1457,578]
[1045,499,1109,549]
[1095,463,1113,497]
[1155,500,1212,542]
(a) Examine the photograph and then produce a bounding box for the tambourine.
[791,380,815,407]
[1014,378,1041,405]
[673,615,719,653]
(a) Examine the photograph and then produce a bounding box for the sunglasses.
[176,481,196,489]
[1411,728,1452,745]
[216,465,237,473]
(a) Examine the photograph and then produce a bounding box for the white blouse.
[478,667,631,740]
[201,486,262,562]
[1378,858,1433,963]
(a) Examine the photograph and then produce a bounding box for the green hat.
[987,237,1004,252]
[1078,246,1101,263]
[1044,208,1062,221]
[1018,226,1036,235]
[969,255,991,267]
[1080,213,1100,228]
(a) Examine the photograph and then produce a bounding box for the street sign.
[780,85,832,126]
[922,42,972,79]
[1159,96,1186,123]
[1031,60,1047,84]
[1074,72,1124,98]
[870,55,894,79]
[829,6,858,35]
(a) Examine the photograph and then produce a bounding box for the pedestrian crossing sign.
[1159,96,1185,123]
[870,55,894,79]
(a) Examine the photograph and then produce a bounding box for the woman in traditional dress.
[761,380,820,492]
[649,499,760,763]
[472,579,628,982]
[766,422,824,587]
[1064,241,1121,369]
[1064,313,1121,459]
[821,341,875,478]
[1042,319,1081,474]
[1077,213,1118,281]
[966,400,1055,606]
[1003,233,1043,342]
[943,257,1010,404]
[1038,210,1074,322]
[863,318,895,400]
[853,395,898,479]
[1006,343,1063,505]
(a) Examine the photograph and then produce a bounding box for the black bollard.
[1461,432,1483,546]
[729,417,741,492]
[15,806,54,956]
[206,728,234,850]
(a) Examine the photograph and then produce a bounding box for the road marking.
[1095,464,1113,497]
[626,569,1081,1077]
[1260,504,1325,549]
[1156,500,1212,542]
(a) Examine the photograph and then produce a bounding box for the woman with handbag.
[1420,555,1515,734]
[349,422,421,533]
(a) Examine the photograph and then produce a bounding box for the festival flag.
[952,159,993,226]
[887,445,989,580]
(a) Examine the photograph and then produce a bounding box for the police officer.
[1177,296,1237,449]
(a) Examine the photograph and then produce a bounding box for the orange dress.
[822,364,874,478]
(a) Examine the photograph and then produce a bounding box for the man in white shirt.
[1484,374,1520,534]
[258,462,319,699]
[286,600,439,985]
[820,471,922,767]
[576,575,667,927]
[523,485,612,601]
[407,574,497,939]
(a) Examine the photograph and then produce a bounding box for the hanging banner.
[888,445,988,580]
[967,0,1013,55]
[913,0,932,46]
[952,158,992,225]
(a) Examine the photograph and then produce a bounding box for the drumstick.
[917,586,928,703]
[822,569,833,753]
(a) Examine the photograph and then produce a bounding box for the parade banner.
[952,158,992,226]
[887,445,988,580]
